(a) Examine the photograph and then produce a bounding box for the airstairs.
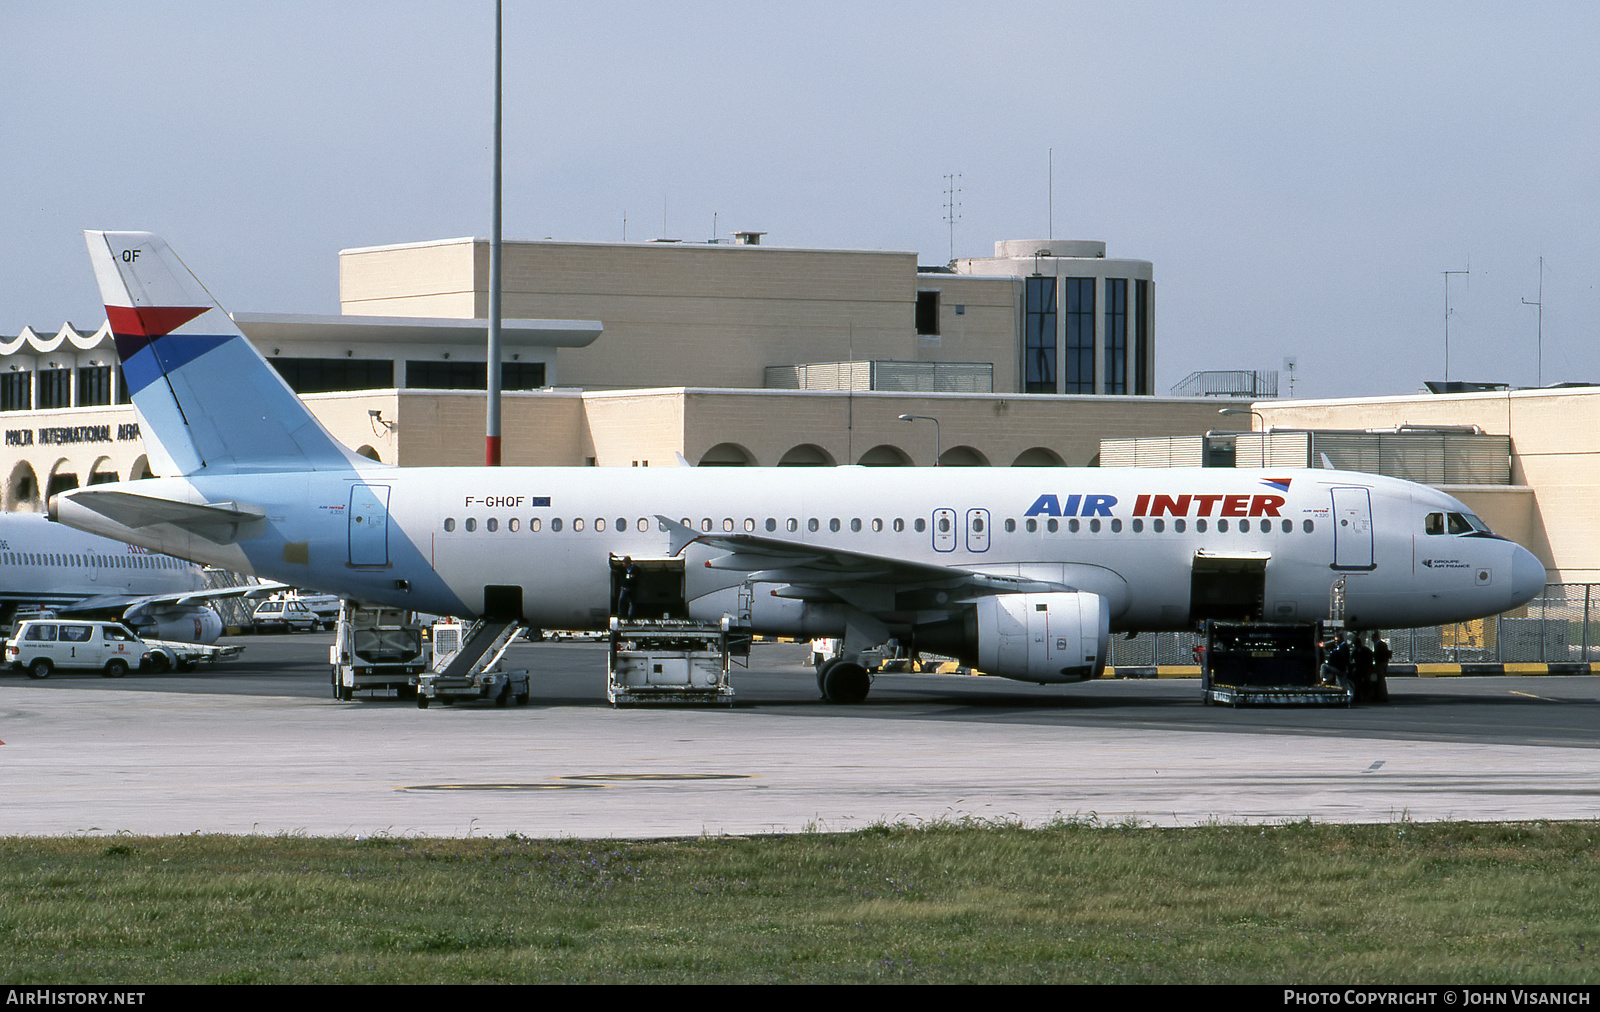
[417,618,530,708]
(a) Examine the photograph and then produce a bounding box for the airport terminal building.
[2,234,1196,490]
[5,231,1598,584]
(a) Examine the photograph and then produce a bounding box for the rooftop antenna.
[1048,148,1053,239]
[1282,355,1297,397]
[1522,256,1544,386]
[943,172,962,260]
[1442,265,1469,382]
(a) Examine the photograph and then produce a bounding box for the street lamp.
[1218,407,1267,467]
[897,414,941,466]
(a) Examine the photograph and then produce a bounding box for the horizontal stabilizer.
[66,490,266,545]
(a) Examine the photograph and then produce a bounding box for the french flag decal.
[1262,477,1293,492]
[104,305,209,362]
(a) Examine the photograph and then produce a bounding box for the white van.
[6,620,151,679]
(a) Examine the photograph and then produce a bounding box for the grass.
[1,819,1595,983]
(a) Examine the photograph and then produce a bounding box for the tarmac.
[1,638,1596,838]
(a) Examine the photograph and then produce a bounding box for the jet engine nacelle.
[124,606,223,644]
[973,591,1110,683]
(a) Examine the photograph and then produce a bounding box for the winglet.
[656,515,702,556]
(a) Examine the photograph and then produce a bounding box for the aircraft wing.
[657,516,1070,609]
[59,582,290,618]
[63,490,266,544]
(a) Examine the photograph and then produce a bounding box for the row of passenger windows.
[1008,517,1315,534]
[1,551,183,569]
[442,515,1320,536]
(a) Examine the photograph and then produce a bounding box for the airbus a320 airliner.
[53,232,1546,701]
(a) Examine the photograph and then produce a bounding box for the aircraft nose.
[1509,545,1546,608]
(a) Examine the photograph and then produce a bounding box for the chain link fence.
[203,567,273,630]
[1380,583,1598,665]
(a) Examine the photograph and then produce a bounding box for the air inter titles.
[1025,489,1290,518]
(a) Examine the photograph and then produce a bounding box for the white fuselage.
[55,463,1547,636]
[0,513,207,605]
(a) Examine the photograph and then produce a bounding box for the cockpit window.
[1428,510,1493,536]
[1450,512,1490,535]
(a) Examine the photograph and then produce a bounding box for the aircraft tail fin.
[84,231,363,475]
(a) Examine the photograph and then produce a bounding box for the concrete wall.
[340,239,1036,394]
[3,404,148,510]
[907,274,1021,387]
[664,389,1241,469]
[391,390,588,468]
[339,239,481,319]
[2,387,1247,512]
[580,390,688,468]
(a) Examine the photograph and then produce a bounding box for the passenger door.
[1331,487,1376,571]
[348,484,391,567]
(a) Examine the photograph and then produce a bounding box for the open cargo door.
[1190,550,1270,622]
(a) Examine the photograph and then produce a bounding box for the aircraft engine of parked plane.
[972,592,1110,683]
[730,587,1110,682]
[895,592,1112,683]
[122,603,225,645]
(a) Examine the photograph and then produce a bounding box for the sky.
[3,1,1597,400]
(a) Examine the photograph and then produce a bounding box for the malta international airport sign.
[5,423,142,447]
